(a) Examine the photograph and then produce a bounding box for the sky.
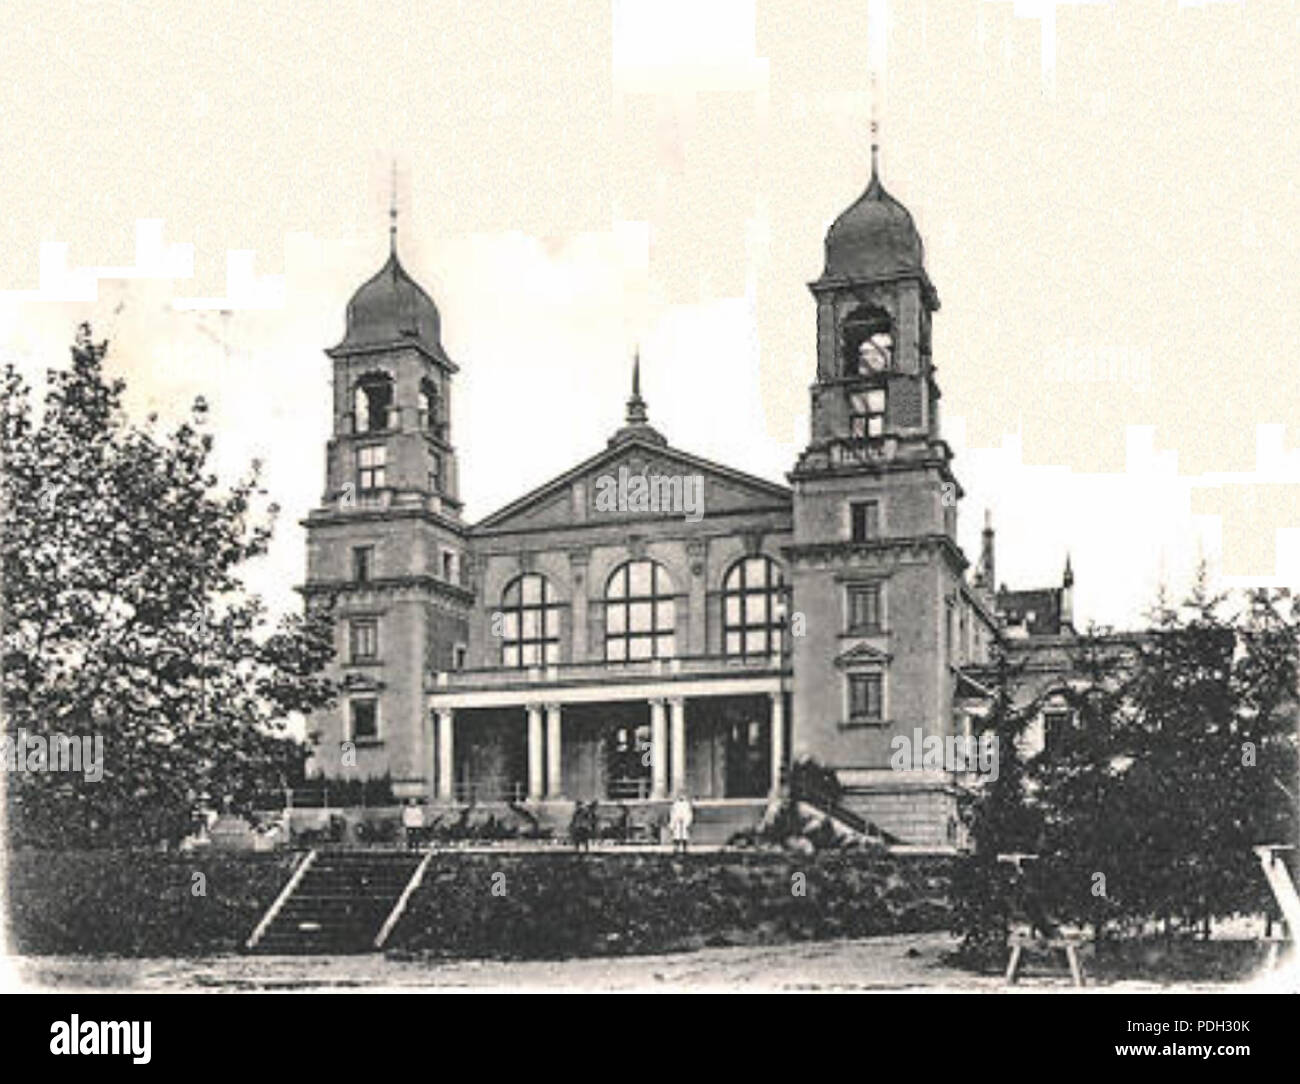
[1,0,1298,631]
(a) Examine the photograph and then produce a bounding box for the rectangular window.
[848,674,883,722]
[849,389,887,440]
[430,451,442,493]
[1043,709,1072,753]
[357,445,386,491]
[453,644,467,671]
[850,500,880,543]
[350,619,377,661]
[848,584,881,633]
[350,699,378,742]
[442,551,454,581]
[352,545,374,583]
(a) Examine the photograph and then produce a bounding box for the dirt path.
[8,933,1288,992]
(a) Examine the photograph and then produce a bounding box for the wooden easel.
[996,853,1086,987]
[1254,845,1298,969]
[1004,930,1086,986]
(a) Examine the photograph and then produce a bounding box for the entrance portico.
[429,657,789,805]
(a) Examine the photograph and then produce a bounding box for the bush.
[6,849,297,955]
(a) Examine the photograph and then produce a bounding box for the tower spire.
[389,160,398,255]
[869,69,880,179]
[626,349,647,424]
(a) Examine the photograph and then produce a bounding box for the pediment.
[473,437,791,534]
[833,641,893,669]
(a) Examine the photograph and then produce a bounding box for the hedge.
[391,851,955,960]
[5,849,297,956]
[6,848,954,959]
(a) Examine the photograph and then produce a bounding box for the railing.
[350,409,400,434]
[245,849,317,950]
[433,652,788,691]
[449,780,525,804]
[606,777,653,801]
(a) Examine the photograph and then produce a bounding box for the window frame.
[847,671,884,724]
[352,545,374,584]
[356,443,387,492]
[722,556,785,659]
[349,618,378,662]
[353,374,396,434]
[849,499,880,543]
[604,559,676,661]
[846,582,883,634]
[499,573,561,669]
[349,697,379,743]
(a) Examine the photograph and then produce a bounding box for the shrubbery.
[6,849,296,955]
[393,851,954,960]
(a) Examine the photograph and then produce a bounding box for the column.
[545,702,563,798]
[649,697,667,799]
[527,703,544,801]
[436,708,454,800]
[669,696,686,796]
[769,690,785,796]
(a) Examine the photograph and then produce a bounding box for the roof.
[997,587,1066,637]
[330,248,446,358]
[820,165,926,284]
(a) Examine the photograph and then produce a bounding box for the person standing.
[402,798,426,850]
[669,793,694,854]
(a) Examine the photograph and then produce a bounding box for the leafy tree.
[950,645,1037,965]
[1030,577,1299,940]
[1029,628,1136,944]
[2,325,336,848]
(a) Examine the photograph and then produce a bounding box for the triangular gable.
[832,642,893,668]
[472,436,791,534]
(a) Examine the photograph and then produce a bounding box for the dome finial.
[869,69,880,180]
[388,159,398,255]
[626,349,647,424]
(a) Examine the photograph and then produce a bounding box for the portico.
[429,657,789,805]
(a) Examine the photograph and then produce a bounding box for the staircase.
[249,850,425,954]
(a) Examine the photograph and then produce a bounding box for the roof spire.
[869,69,880,180]
[1063,552,1074,588]
[626,349,647,424]
[388,159,398,255]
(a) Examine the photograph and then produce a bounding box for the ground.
[6,933,1294,992]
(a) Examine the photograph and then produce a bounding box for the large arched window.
[605,560,675,661]
[353,372,395,433]
[841,304,893,377]
[418,377,443,438]
[499,574,560,668]
[723,556,785,657]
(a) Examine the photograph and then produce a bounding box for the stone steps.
[249,851,423,954]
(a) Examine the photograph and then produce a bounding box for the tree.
[2,324,336,848]
[1030,577,1299,940]
[949,645,1038,965]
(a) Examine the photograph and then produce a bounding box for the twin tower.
[301,159,1007,845]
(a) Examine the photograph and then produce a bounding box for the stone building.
[300,157,1076,845]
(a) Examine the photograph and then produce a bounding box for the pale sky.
[1,0,1297,631]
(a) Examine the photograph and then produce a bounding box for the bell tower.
[302,203,472,802]
[786,141,969,844]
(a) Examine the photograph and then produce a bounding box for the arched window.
[723,556,785,657]
[418,377,442,437]
[499,574,560,668]
[605,560,675,661]
[353,372,395,433]
[841,305,893,377]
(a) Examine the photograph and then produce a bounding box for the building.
[300,156,1077,845]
